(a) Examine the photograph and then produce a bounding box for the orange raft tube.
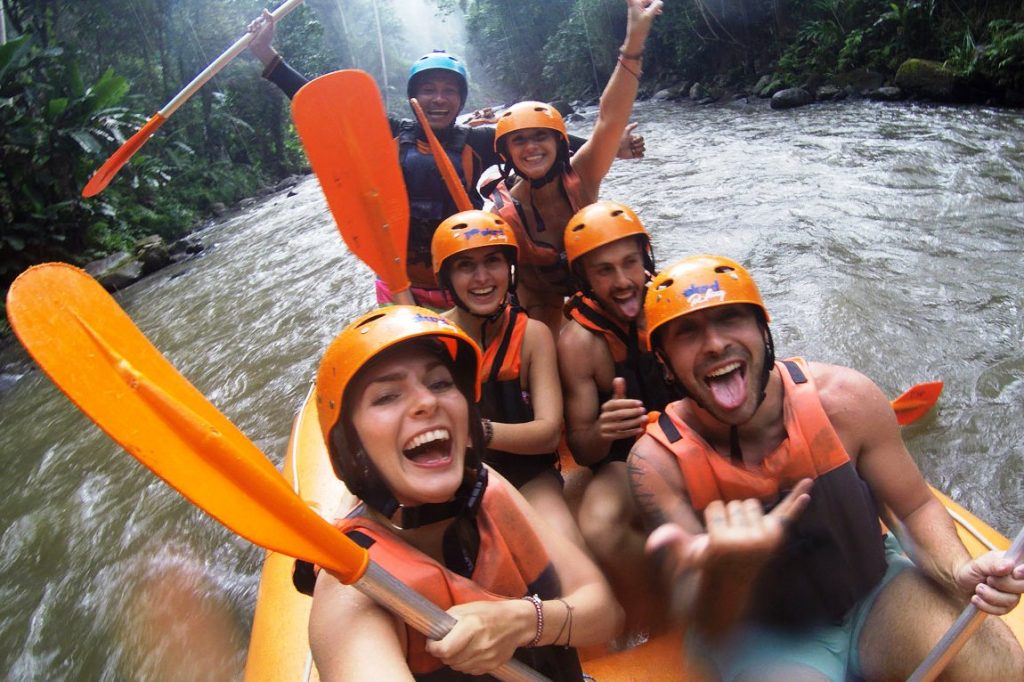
[244,386,1024,681]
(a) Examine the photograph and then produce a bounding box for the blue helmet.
[407,50,469,109]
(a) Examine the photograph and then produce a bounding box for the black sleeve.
[263,57,310,100]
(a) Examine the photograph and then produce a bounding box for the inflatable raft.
[244,385,1023,681]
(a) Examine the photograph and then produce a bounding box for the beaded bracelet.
[481,418,494,445]
[522,594,544,647]
[617,55,642,81]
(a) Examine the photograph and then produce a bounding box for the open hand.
[646,479,814,576]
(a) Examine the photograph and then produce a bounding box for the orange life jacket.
[478,306,559,489]
[645,358,888,627]
[564,293,675,468]
[487,169,585,294]
[335,475,581,678]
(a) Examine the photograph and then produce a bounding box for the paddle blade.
[409,97,474,212]
[82,113,166,197]
[5,263,368,583]
[891,381,944,426]
[292,70,411,295]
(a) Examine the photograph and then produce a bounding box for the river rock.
[866,86,904,101]
[836,69,885,96]
[815,85,845,101]
[87,253,143,291]
[169,235,205,261]
[770,87,813,110]
[894,59,957,101]
[689,82,710,100]
[134,235,171,276]
[652,84,687,101]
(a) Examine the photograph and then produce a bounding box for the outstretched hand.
[646,478,814,576]
[598,377,647,442]
[955,551,1024,616]
[625,0,664,40]
[616,121,646,159]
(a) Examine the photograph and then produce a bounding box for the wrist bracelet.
[481,418,494,446]
[522,594,544,647]
[618,47,644,60]
[617,55,642,81]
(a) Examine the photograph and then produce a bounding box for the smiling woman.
[307,305,622,681]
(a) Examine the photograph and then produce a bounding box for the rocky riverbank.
[641,58,1023,111]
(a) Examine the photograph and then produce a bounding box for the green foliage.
[977,20,1024,91]
[0,34,144,286]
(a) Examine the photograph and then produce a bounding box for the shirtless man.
[557,201,674,630]
[629,254,1024,680]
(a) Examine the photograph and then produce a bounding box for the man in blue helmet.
[247,10,644,309]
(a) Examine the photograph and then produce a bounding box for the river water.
[0,98,1021,679]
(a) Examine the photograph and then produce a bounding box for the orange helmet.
[494,101,569,156]
[564,201,653,274]
[644,255,770,351]
[316,306,482,452]
[431,210,519,276]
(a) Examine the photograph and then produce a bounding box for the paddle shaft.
[7,263,544,682]
[906,524,1024,682]
[409,97,474,212]
[162,0,304,117]
[83,0,304,197]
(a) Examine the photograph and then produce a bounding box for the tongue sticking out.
[706,366,747,411]
[615,293,642,320]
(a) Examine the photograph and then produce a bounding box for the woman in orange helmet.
[485,0,662,335]
[431,210,582,545]
[308,306,622,681]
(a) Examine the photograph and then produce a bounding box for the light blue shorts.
[691,533,912,681]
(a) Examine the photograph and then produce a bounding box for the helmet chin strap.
[373,464,489,530]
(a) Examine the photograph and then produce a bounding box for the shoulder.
[805,361,892,431]
[523,317,556,349]
[557,317,603,357]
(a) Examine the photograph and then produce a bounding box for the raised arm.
[570,0,662,190]
[247,8,308,99]
[487,319,564,454]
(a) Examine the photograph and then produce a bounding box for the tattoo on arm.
[627,451,670,531]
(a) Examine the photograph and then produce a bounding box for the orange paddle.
[5,263,546,682]
[890,380,943,425]
[82,0,305,197]
[409,97,474,212]
[292,70,414,304]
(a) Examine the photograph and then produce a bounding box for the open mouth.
[469,285,496,297]
[611,289,641,319]
[703,360,747,411]
[402,428,452,465]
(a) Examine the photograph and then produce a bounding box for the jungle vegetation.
[2,0,1022,325]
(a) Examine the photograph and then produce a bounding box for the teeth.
[405,428,449,451]
[470,286,495,295]
[707,361,741,378]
